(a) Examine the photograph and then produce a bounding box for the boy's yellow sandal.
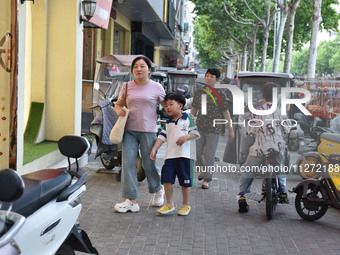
[178,205,191,216]
[157,204,175,214]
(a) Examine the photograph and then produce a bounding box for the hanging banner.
[86,0,113,29]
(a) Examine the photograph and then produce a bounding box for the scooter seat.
[2,169,72,217]
[321,133,340,144]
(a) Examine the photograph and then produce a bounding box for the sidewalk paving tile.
[75,139,340,255]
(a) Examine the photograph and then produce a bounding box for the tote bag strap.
[124,82,128,108]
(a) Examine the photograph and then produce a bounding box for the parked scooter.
[294,133,340,221]
[0,136,98,255]
[295,129,340,179]
[90,75,145,182]
[294,112,326,139]
[90,97,122,179]
[90,69,126,174]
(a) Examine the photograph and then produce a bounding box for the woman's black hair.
[164,92,186,108]
[206,68,221,79]
[131,55,152,72]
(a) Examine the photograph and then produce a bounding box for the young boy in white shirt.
[150,93,200,215]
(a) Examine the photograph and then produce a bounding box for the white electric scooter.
[0,135,98,255]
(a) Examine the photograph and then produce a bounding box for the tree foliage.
[193,16,226,68]
[316,34,340,75]
[190,0,340,74]
[291,47,309,76]
[292,0,339,51]
[316,40,339,75]
[191,0,265,69]
[290,34,340,76]
[329,49,340,72]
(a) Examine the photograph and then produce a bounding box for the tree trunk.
[261,28,270,72]
[227,61,233,78]
[241,46,248,71]
[250,25,258,71]
[284,0,301,73]
[247,49,252,71]
[272,3,289,73]
[307,0,322,79]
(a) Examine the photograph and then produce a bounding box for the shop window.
[114,24,126,54]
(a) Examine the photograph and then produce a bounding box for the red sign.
[87,0,113,29]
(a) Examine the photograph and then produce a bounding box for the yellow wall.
[24,3,32,130]
[163,0,168,22]
[105,20,114,55]
[154,48,161,68]
[114,9,131,54]
[115,10,131,31]
[96,29,103,60]
[31,0,46,103]
[45,0,80,140]
[0,0,11,169]
[124,32,131,55]
[20,0,47,134]
[94,9,132,59]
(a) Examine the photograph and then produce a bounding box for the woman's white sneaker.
[114,200,140,213]
[152,186,164,206]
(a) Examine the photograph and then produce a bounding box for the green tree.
[290,47,309,76]
[191,0,277,71]
[329,49,340,72]
[293,0,339,51]
[193,16,229,68]
[316,37,340,75]
[328,33,340,73]
[265,58,284,72]
[190,0,339,74]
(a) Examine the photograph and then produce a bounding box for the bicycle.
[258,149,283,219]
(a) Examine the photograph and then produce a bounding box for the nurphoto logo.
[199,83,311,128]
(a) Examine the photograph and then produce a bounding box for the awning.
[112,0,174,40]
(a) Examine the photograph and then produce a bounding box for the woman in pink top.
[114,56,165,213]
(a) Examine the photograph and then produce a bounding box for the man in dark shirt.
[190,68,234,189]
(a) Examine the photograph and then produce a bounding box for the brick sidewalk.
[77,139,340,255]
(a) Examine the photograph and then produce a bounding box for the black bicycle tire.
[265,173,274,220]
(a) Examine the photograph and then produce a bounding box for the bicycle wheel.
[265,173,274,220]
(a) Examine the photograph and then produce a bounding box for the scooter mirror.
[94,83,100,91]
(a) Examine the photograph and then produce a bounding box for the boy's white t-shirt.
[158,113,200,160]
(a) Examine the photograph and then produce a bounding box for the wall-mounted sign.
[87,0,113,29]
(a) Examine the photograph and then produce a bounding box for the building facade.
[183,0,199,69]
[0,0,190,174]
[83,0,187,80]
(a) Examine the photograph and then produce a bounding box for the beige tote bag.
[110,82,129,144]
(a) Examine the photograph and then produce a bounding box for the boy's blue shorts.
[161,158,194,187]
